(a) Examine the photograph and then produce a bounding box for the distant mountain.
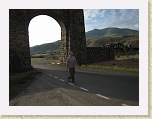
[86,27,139,37]
[30,40,60,55]
[30,28,139,55]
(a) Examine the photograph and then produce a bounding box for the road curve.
[9,61,139,106]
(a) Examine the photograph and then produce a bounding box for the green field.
[31,58,45,62]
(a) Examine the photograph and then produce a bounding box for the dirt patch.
[9,69,42,101]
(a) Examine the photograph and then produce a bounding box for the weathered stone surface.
[9,9,114,73]
[86,47,115,64]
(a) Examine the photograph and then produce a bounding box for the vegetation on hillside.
[30,27,139,55]
[30,40,60,55]
[86,35,139,47]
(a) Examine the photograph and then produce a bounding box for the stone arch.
[9,9,115,73]
[27,10,68,63]
[9,9,87,73]
[28,13,67,64]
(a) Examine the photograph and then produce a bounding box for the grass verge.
[9,69,42,101]
[80,65,139,73]
[31,58,44,62]
[48,63,138,73]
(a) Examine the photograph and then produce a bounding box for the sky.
[28,15,61,47]
[28,9,139,47]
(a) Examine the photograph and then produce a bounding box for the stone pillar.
[9,9,32,73]
[68,9,87,64]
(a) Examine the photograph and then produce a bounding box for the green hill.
[30,28,139,54]
[86,35,139,47]
[86,28,139,47]
[86,27,139,37]
[30,40,60,55]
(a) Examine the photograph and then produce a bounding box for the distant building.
[130,43,139,54]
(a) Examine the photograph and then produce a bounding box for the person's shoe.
[72,82,76,85]
[68,77,71,82]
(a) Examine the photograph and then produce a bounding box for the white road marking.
[48,74,52,76]
[80,87,89,92]
[69,83,75,86]
[122,104,129,106]
[96,94,109,100]
[54,76,58,78]
[60,79,65,82]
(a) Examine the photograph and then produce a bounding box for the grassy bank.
[48,62,139,73]
[85,54,139,73]
[80,65,138,73]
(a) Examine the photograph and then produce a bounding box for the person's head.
[69,51,73,57]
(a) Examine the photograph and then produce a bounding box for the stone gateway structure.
[9,9,114,73]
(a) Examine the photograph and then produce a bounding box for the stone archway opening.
[28,15,61,61]
[27,11,68,65]
[28,15,61,47]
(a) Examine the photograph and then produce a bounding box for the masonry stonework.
[9,9,114,73]
[86,47,115,64]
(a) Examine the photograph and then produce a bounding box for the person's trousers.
[69,67,75,83]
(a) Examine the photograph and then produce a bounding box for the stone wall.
[9,10,32,73]
[86,47,115,64]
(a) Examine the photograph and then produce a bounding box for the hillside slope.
[86,27,139,37]
[30,28,139,54]
[30,40,60,54]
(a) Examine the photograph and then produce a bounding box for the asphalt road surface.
[9,60,139,106]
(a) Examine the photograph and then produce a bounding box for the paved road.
[9,60,139,106]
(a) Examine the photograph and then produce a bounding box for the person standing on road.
[66,51,77,85]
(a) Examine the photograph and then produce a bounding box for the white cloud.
[109,9,117,21]
[110,10,116,16]
[84,9,100,21]
[134,24,139,29]
[100,10,106,17]
[84,9,139,32]
[119,10,127,20]
[92,19,97,23]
